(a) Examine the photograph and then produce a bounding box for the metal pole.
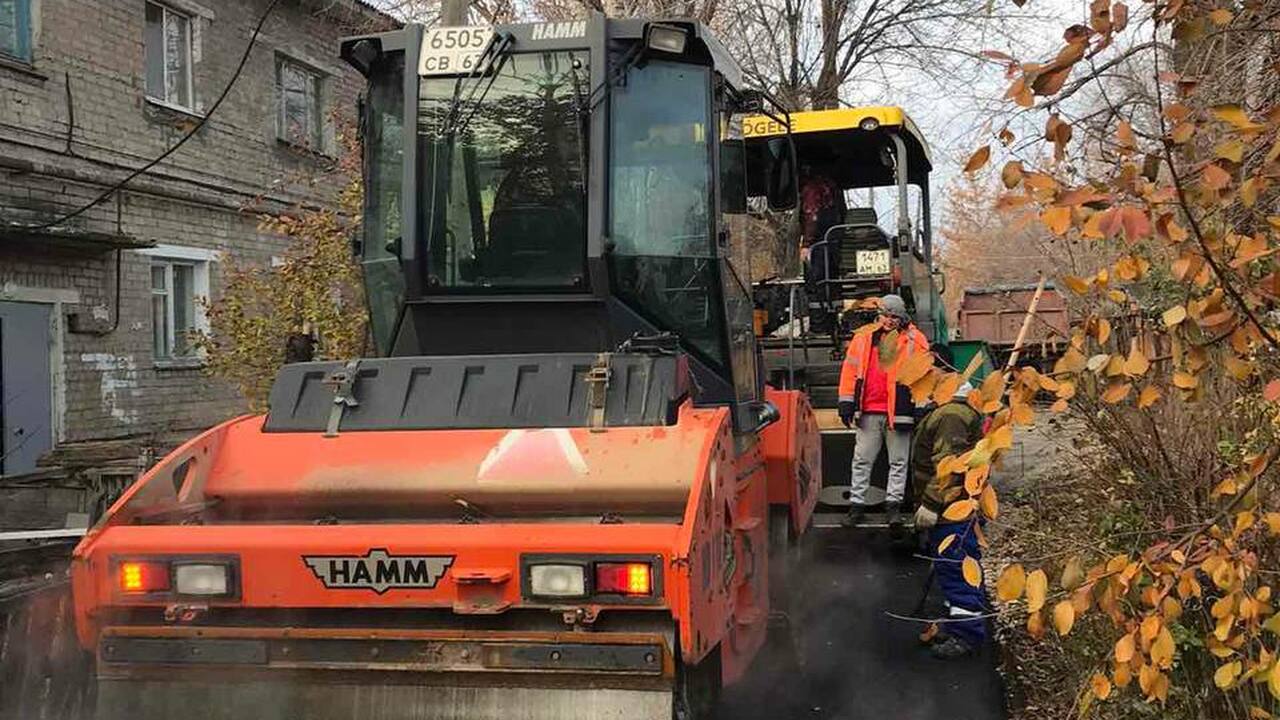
[442,0,468,25]
[788,284,797,389]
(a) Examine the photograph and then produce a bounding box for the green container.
[948,339,995,382]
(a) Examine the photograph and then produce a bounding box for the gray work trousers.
[849,412,911,505]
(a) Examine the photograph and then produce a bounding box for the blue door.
[0,301,53,475]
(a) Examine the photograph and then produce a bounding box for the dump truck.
[957,283,1070,371]
[70,16,822,720]
[744,108,989,520]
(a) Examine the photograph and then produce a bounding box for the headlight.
[528,564,587,598]
[645,24,688,54]
[174,563,230,596]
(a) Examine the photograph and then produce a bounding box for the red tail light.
[595,562,652,596]
[119,560,170,593]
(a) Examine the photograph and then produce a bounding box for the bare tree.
[721,0,1030,110]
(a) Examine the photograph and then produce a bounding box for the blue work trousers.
[929,520,988,647]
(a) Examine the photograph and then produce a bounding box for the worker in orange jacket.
[837,294,929,528]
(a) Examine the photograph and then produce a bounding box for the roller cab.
[72,15,819,720]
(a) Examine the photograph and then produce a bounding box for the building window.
[277,57,323,149]
[144,2,193,109]
[0,0,33,62]
[150,257,208,360]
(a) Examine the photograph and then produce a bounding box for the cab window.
[608,61,725,369]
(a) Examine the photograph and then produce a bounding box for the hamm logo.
[303,549,454,594]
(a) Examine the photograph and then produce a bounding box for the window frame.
[606,59,726,371]
[144,1,195,111]
[140,245,214,365]
[0,0,33,63]
[276,54,325,150]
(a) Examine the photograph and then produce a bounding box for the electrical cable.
[6,0,284,232]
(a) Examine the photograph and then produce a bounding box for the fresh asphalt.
[721,526,1008,720]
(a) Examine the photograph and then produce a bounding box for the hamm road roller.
[71,14,820,719]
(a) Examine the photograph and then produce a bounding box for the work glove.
[838,400,857,428]
[914,505,939,530]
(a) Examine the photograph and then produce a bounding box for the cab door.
[715,83,761,417]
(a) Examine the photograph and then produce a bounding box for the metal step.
[811,511,915,531]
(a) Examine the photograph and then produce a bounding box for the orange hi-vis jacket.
[838,323,930,428]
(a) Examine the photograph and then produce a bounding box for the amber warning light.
[595,562,652,596]
[119,561,170,593]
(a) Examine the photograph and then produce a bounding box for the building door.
[0,301,53,476]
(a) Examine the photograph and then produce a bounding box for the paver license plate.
[856,249,891,275]
[419,26,495,76]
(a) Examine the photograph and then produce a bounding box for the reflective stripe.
[949,606,984,618]
[838,395,855,403]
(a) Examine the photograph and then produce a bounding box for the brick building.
[0,0,395,477]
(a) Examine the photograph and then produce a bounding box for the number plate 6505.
[419,26,495,76]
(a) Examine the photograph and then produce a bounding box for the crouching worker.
[838,294,929,528]
[911,361,987,659]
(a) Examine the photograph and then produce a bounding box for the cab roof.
[744,106,932,188]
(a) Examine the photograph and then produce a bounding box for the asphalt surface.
[721,526,1007,720]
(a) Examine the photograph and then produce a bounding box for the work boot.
[884,502,903,530]
[841,505,868,527]
[930,635,975,660]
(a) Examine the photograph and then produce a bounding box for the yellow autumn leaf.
[980,484,999,520]
[964,464,990,496]
[1059,556,1084,590]
[964,145,991,173]
[944,499,978,522]
[1056,347,1087,374]
[1101,381,1132,404]
[897,350,934,386]
[1001,160,1024,189]
[989,424,1014,451]
[1163,305,1187,327]
[1026,569,1048,612]
[1124,348,1150,377]
[1011,401,1035,425]
[1091,673,1112,700]
[1270,659,1280,701]
[996,564,1026,602]
[910,370,939,403]
[1215,661,1241,689]
[1138,385,1161,408]
[1027,609,1045,640]
[1053,600,1076,636]
[1208,8,1233,25]
[937,533,957,554]
[1115,632,1136,663]
[1215,139,1245,163]
[1150,627,1176,669]
[1140,614,1161,642]
[1265,512,1280,536]
[1212,104,1262,131]
[932,373,962,404]
[1063,274,1091,295]
[1095,317,1112,344]
[1173,371,1199,389]
[1042,206,1073,236]
[1224,355,1254,380]
[962,555,982,588]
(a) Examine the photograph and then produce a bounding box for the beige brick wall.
[0,0,394,450]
